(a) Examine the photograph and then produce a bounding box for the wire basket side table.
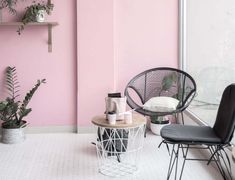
[92,113,146,177]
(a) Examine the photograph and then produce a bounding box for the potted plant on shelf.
[0,66,46,144]
[17,1,54,35]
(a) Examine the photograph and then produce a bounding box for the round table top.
[91,113,147,128]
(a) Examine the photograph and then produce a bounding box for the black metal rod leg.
[208,146,225,179]
[167,144,177,180]
[218,149,232,180]
[174,144,180,180]
[211,146,227,180]
[179,145,189,180]
[216,150,227,180]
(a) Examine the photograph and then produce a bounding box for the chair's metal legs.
[166,144,185,180]
[174,144,180,180]
[179,145,189,179]
[165,144,232,180]
[208,146,226,179]
[219,148,232,180]
[208,145,232,180]
[167,144,177,179]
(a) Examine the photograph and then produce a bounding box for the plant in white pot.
[0,66,46,144]
[150,115,170,135]
[143,72,179,135]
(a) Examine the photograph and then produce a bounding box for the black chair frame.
[159,141,232,180]
[159,84,235,180]
[124,67,197,124]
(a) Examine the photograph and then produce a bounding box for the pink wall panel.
[0,0,178,127]
[0,1,77,126]
[114,0,178,92]
[77,0,114,126]
[77,0,178,126]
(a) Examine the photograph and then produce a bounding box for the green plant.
[160,72,177,95]
[0,66,46,129]
[17,1,54,35]
[150,115,169,124]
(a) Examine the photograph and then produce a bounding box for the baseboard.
[0,125,97,134]
[24,125,77,134]
[77,126,96,134]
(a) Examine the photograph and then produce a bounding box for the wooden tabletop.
[91,113,146,128]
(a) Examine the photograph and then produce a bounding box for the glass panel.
[183,0,235,143]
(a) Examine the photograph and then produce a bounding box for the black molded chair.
[160,84,235,180]
[124,67,196,124]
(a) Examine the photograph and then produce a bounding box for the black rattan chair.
[160,84,235,180]
[124,67,196,124]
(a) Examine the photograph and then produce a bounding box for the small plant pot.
[35,10,46,22]
[1,120,27,144]
[150,119,170,135]
[1,127,25,144]
[150,116,170,135]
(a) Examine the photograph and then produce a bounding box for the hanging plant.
[0,0,21,14]
[17,1,54,35]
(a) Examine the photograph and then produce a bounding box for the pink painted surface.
[77,0,178,126]
[0,1,77,126]
[77,0,114,126]
[0,0,178,127]
[114,0,179,92]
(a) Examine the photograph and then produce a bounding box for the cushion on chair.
[143,96,179,112]
[160,124,221,144]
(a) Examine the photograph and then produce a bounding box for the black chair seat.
[161,124,221,144]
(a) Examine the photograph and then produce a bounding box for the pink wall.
[77,0,178,126]
[0,0,178,127]
[77,0,114,126]
[0,1,77,126]
[115,0,178,92]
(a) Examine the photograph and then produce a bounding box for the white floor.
[0,133,223,180]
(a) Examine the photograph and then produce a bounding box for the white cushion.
[143,96,179,112]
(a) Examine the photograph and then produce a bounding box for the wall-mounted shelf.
[0,22,59,52]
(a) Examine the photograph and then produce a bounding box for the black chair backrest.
[213,84,235,144]
[125,67,196,113]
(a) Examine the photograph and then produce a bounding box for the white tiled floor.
[0,133,222,180]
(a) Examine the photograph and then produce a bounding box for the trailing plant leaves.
[161,72,177,91]
[0,0,19,15]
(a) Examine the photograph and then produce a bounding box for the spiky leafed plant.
[6,66,20,100]
[0,66,46,128]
